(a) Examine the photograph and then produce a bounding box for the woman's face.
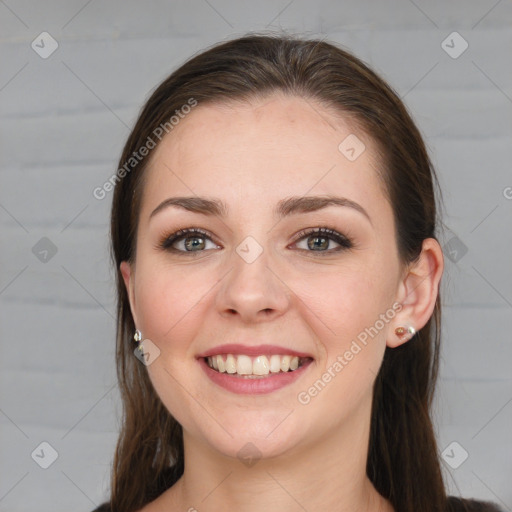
[122,94,406,460]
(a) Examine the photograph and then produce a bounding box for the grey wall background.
[1,1,511,511]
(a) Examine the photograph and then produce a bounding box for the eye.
[159,228,220,253]
[291,227,353,254]
[158,226,354,255]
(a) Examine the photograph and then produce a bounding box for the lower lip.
[197,357,313,395]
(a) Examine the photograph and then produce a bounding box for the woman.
[93,34,503,512]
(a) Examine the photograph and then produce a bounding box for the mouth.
[203,354,314,379]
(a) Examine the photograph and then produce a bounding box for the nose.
[215,242,290,324]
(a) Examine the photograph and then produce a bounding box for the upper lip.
[196,344,314,359]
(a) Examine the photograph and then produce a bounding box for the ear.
[120,260,138,327]
[388,238,444,348]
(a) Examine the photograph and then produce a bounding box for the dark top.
[92,496,505,511]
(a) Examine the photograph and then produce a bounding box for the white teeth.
[225,354,237,374]
[280,355,291,372]
[269,354,281,373]
[253,355,270,375]
[236,355,252,375]
[205,354,307,376]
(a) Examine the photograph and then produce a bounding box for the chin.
[192,410,306,460]
[206,430,301,462]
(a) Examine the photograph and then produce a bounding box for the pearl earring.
[395,325,416,341]
[133,329,144,353]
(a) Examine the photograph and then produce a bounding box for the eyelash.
[158,227,354,256]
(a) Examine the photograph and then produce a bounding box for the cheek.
[294,272,391,420]
[292,257,394,335]
[293,258,396,377]
[134,261,215,350]
[134,263,216,425]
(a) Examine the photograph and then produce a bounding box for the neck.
[161,393,392,512]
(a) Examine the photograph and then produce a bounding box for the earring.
[395,325,416,341]
[133,329,144,353]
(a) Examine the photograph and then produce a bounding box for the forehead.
[139,93,390,224]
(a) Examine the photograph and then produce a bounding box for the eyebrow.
[149,195,372,225]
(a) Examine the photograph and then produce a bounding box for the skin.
[121,93,443,512]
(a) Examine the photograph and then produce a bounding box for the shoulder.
[91,496,505,512]
[446,496,505,512]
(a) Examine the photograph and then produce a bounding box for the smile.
[198,353,314,394]
[205,354,311,378]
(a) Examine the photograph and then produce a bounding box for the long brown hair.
[109,32,449,512]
